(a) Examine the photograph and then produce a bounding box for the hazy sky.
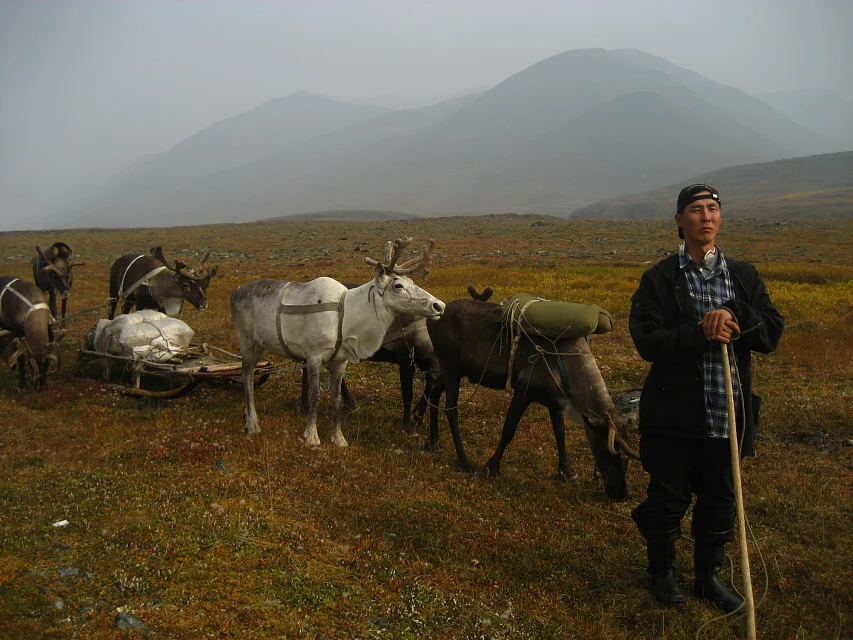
[2,0,852,231]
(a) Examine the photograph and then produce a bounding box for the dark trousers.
[632,434,735,573]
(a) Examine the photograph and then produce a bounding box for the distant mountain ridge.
[51,48,845,229]
[756,88,853,150]
[266,209,420,222]
[570,151,853,219]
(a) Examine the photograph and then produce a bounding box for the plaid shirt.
[678,244,739,439]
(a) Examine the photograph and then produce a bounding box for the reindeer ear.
[373,263,387,279]
[207,265,218,278]
[52,246,59,258]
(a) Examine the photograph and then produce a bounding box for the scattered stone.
[75,605,94,624]
[58,567,80,578]
[54,597,65,610]
[114,611,155,633]
[212,459,228,471]
[369,617,390,629]
[844,440,853,447]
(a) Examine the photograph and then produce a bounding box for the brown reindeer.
[426,297,638,500]
[0,276,63,390]
[32,243,84,324]
[109,247,218,319]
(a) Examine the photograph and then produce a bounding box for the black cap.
[676,183,721,214]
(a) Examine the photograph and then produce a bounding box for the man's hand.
[698,308,740,344]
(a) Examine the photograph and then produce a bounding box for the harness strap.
[505,297,541,392]
[382,317,427,348]
[276,292,347,363]
[0,278,51,326]
[118,256,168,303]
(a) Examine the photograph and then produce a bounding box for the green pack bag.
[496,293,612,339]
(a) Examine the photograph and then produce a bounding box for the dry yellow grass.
[1,216,851,639]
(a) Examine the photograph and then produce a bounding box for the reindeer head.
[150,247,219,311]
[35,245,83,299]
[364,238,444,318]
[4,338,39,389]
[581,412,640,501]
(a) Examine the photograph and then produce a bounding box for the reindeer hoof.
[424,439,441,452]
[457,461,476,474]
[556,469,579,483]
[484,464,501,479]
[402,421,418,435]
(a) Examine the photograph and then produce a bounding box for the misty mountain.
[149,93,481,226]
[609,49,835,157]
[569,151,853,219]
[55,48,843,228]
[58,92,390,227]
[756,88,853,150]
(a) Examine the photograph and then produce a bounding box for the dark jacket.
[629,254,784,456]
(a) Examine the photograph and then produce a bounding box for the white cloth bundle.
[94,310,194,362]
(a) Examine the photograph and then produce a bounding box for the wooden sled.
[76,342,276,398]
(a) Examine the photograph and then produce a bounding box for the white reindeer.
[230,238,445,445]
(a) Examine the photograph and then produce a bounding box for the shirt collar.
[678,243,726,279]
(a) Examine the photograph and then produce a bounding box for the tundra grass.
[1,217,851,639]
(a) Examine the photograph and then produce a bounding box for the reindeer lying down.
[231,238,445,446]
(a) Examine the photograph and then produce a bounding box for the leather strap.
[276,292,347,362]
[0,278,50,326]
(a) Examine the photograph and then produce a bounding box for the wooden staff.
[721,342,757,638]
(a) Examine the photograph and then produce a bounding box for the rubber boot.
[647,542,685,605]
[694,544,744,613]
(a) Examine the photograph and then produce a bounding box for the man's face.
[675,191,721,247]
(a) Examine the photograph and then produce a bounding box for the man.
[629,184,784,611]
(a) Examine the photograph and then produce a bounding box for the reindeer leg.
[411,373,430,429]
[49,290,58,320]
[548,405,578,482]
[121,299,134,315]
[484,392,532,478]
[60,296,68,324]
[239,341,263,435]
[398,358,416,433]
[341,377,356,411]
[303,358,321,446]
[17,359,27,391]
[328,361,348,447]
[426,376,445,452]
[299,366,309,415]
[443,377,476,473]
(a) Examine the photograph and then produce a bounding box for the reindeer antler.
[150,246,186,274]
[386,237,412,272]
[363,237,433,279]
[35,246,63,274]
[607,415,641,461]
[393,239,434,279]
